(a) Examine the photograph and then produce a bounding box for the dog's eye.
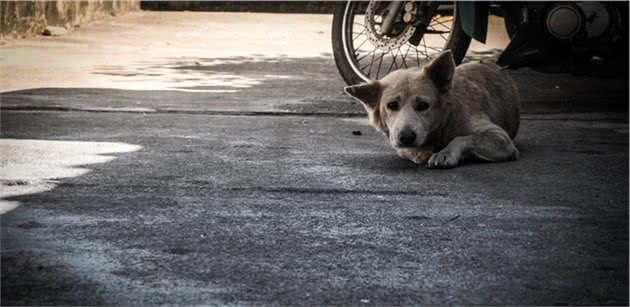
[387,101,399,111]
[416,99,430,112]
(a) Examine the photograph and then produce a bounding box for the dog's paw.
[398,148,432,164]
[427,151,459,169]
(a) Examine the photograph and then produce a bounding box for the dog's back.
[450,62,520,139]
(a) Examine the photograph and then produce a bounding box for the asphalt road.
[1,12,628,305]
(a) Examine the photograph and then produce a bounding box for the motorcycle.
[331,1,628,85]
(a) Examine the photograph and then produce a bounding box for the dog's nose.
[399,129,416,146]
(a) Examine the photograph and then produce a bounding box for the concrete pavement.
[1,11,628,305]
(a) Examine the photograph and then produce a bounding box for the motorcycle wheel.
[332,1,471,85]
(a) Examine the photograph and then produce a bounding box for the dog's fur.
[344,50,520,168]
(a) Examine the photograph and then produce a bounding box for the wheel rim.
[342,1,456,82]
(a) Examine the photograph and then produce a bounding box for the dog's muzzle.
[398,129,417,147]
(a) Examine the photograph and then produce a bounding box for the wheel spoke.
[387,48,399,72]
[357,46,378,64]
[424,45,443,53]
[430,17,453,30]
[435,27,448,41]
[376,51,385,79]
[388,49,400,73]
[365,50,376,77]
[421,38,431,59]
[354,36,370,51]
[401,45,411,69]
[352,28,367,40]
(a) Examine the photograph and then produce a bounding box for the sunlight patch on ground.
[0,139,142,214]
[91,56,301,93]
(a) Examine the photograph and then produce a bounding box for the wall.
[1,0,140,39]
[140,1,336,14]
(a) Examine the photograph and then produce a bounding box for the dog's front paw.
[398,148,432,164]
[427,151,459,169]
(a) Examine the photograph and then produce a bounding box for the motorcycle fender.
[457,2,489,43]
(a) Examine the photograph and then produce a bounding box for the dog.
[344,50,520,169]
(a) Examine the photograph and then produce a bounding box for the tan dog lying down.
[344,50,520,169]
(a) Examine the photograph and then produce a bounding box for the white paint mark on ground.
[0,139,142,214]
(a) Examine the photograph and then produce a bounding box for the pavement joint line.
[51,182,449,197]
[0,106,366,118]
[225,186,449,196]
[520,115,628,122]
[0,107,627,122]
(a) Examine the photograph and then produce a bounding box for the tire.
[332,1,472,85]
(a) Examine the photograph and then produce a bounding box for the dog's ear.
[343,81,387,132]
[423,50,455,92]
[343,81,382,111]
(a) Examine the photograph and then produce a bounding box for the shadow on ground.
[1,105,628,305]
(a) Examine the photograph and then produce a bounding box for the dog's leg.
[427,124,519,168]
[398,146,433,164]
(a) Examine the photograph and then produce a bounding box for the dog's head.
[344,50,455,149]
